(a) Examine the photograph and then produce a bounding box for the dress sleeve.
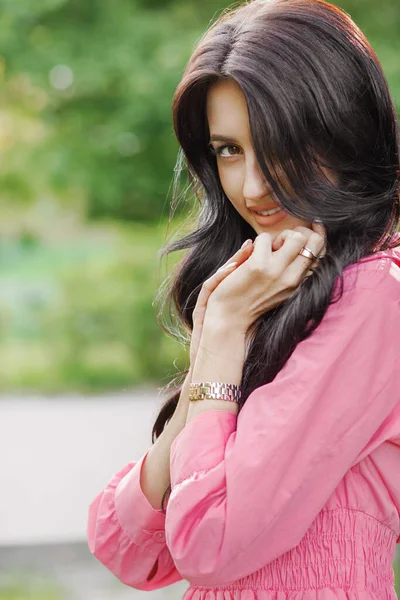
[166,261,400,586]
[87,450,183,590]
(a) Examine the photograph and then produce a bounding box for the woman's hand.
[203,223,327,335]
[177,242,254,416]
[189,239,255,367]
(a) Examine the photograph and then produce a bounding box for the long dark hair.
[151,0,400,513]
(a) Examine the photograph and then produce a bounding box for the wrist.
[199,321,246,360]
[185,325,244,424]
[202,306,250,336]
[202,314,248,339]
[192,325,246,388]
[175,367,193,414]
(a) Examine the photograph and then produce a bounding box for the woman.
[87,0,400,597]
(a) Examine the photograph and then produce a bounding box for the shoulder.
[337,246,400,300]
[321,251,400,333]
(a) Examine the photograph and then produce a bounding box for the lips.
[252,206,287,226]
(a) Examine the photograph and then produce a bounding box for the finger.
[273,224,326,248]
[192,240,254,324]
[210,240,254,286]
[212,240,254,279]
[276,229,325,283]
[272,226,313,250]
[311,221,326,236]
[271,228,299,251]
[192,253,244,321]
[274,226,325,258]
[311,222,327,257]
[249,232,274,265]
[228,239,254,262]
[194,261,237,315]
[271,229,311,268]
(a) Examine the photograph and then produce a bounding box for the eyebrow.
[209,134,239,144]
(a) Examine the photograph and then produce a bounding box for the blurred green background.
[0,0,398,394]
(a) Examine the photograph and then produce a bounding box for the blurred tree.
[0,0,228,222]
[0,0,398,223]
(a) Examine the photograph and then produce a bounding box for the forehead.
[206,79,251,139]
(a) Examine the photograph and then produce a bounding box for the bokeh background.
[0,0,398,598]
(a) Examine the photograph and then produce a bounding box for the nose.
[243,157,271,202]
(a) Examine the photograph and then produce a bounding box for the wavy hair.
[151,0,400,513]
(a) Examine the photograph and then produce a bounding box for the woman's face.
[206,78,332,236]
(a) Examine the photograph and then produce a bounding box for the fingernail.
[241,239,252,249]
[313,218,323,224]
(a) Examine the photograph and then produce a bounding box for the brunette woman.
[87,1,400,598]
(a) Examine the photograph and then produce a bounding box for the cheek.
[218,165,243,201]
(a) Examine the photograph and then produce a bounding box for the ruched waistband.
[190,508,398,595]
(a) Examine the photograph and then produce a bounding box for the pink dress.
[87,236,400,600]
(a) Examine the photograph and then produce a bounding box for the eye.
[209,144,242,159]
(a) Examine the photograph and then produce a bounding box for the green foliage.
[0,0,229,222]
[0,219,189,392]
[0,0,396,223]
[339,0,400,104]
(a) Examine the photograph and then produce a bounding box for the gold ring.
[299,246,319,261]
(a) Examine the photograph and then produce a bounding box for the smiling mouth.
[253,207,283,216]
[248,199,284,213]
